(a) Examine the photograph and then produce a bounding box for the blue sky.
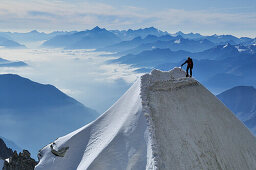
[0,0,255,37]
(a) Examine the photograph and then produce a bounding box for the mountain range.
[42,26,121,49]
[110,27,169,40]
[0,58,27,67]
[110,43,256,93]
[0,36,26,48]
[172,31,256,45]
[42,26,256,51]
[104,36,216,54]
[0,27,255,50]
[0,30,74,43]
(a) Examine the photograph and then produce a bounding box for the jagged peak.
[29,30,40,33]
[91,26,106,32]
[176,31,184,35]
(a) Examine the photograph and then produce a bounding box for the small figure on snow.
[181,57,193,77]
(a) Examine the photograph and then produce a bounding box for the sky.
[0,0,255,37]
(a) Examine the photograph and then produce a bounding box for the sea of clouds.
[0,47,142,113]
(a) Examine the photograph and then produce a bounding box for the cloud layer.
[0,48,141,113]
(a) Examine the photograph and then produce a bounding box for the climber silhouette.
[181,57,193,77]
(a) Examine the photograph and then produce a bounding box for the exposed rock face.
[0,138,13,159]
[3,150,37,170]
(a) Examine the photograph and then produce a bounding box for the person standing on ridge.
[181,57,193,77]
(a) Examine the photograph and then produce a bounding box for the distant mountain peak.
[144,26,158,31]
[29,30,40,34]
[176,31,184,34]
[91,26,106,32]
[127,27,159,33]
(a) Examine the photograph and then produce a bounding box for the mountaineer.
[181,57,193,77]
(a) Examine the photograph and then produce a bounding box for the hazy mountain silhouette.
[137,38,215,53]
[0,58,27,67]
[99,34,177,52]
[0,36,26,48]
[0,74,98,157]
[203,34,241,45]
[196,43,239,60]
[110,27,169,40]
[217,86,256,135]
[103,35,215,56]
[171,31,203,39]
[112,48,191,67]
[43,26,121,49]
[0,30,74,43]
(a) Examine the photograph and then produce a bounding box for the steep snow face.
[36,78,151,170]
[142,69,256,170]
[36,68,256,170]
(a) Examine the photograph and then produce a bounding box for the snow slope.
[36,77,150,170]
[36,68,256,170]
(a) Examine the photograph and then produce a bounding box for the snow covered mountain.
[36,68,256,170]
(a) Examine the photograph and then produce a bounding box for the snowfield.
[35,68,256,170]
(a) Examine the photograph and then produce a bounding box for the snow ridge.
[140,68,187,170]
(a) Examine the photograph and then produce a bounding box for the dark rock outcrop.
[3,150,37,170]
[0,138,13,159]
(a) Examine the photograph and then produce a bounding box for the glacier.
[35,68,256,170]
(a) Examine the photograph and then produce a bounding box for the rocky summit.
[0,138,13,160]
[3,150,37,170]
